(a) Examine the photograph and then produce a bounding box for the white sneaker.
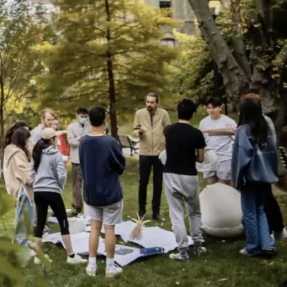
[169,252,189,261]
[67,254,88,264]
[86,265,97,277]
[105,265,123,278]
[279,227,287,238]
[34,254,52,265]
[29,249,36,257]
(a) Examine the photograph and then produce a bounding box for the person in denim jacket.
[232,97,278,256]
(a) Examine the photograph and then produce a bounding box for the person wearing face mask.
[133,92,171,221]
[67,107,91,216]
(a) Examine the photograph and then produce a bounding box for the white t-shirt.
[199,115,236,162]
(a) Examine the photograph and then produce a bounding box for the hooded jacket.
[4,144,33,202]
[31,146,67,193]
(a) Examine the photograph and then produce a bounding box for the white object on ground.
[200,182,243,238]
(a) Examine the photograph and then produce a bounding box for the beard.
[147,106,153,112]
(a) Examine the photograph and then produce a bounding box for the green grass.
[1,112,287,287]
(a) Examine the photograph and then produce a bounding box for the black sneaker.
[152,214,164,221]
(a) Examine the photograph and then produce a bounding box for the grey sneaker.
[169,251,189,261]
[194,244,207,255]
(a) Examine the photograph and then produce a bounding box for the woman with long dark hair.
[31,127,87,265]
[232,97,278,256]
[4,127,34,255]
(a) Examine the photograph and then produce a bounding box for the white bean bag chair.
[200,182,244,238]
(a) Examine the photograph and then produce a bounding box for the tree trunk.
[187,0,250,102]
[0,71,5,182]
[104,0,118,138]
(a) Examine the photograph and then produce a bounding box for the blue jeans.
[14,188,34,247]
[241,182,275,255]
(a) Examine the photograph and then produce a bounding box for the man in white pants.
[163,99,206,260]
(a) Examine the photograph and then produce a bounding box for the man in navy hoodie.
[79,107,126,278]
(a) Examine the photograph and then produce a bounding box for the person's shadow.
[279,278,287,287]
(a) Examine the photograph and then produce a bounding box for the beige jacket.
[67,122,91,164]
[4,144,33,202]
[133,107,170,156]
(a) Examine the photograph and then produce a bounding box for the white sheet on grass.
[42,232,162,266]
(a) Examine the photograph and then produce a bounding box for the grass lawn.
[1,111,287,287]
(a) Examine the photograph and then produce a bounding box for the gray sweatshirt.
[31,146,67,193]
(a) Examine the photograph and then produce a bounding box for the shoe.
[29,249,36,257]
[67,254,88,264]
[239,248,250,256]
[34,254,52,265]
[262,247,276,256]
[169,251,189,261]
[194,244,207,255]
[86,265,97,277]
[28,240,35,249]
[152,214,164,221]
[275,227,287,239]
[71,212,79,217]
[105,264,123,278]
[139,209,146,219]
[43,225,49,235]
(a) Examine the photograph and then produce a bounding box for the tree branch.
[230,0,252,80]
[187,0,249,101]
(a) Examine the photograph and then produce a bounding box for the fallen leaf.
[175,281,180,285]
[219,278,229,281]
[119,241,125,245]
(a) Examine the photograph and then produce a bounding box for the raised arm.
[67,124,80,147]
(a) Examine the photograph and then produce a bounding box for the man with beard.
[31,108,56,145]
[133,92,171,221]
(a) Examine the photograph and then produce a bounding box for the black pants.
[34,192,69,238]
[138,155,163,214]
[264,185,285,233]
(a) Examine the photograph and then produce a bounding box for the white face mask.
[78,118,88,125]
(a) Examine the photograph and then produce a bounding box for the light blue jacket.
[231,121,278,189]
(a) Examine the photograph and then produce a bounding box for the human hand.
[139,127,148,134]
[228,126,237,134]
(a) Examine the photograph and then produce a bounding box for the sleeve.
[67,124,79,147]
[196,130,207,149]
[231,131,252,190]
[265,116,277,146]
[56,152,67,190]
[14,152,33,186]
[163,111,171,127]
[30,127,40,146]
[109,139,126,175]
[133,111,142,137]
[30,162,35,182]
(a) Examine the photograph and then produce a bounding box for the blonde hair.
[41,108,56,120]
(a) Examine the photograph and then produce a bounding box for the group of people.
[2,91,285,278]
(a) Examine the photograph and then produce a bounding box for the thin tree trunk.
[104,0,118,139]
[0,70,5,182]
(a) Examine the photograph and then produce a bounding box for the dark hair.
[4,121,28,149]
[88,107,105,127]
[206,97,222,107]
[146,92,159,103]
[76,107,89,115]
[32,137,56,172]
[238,98,269,149]
[177,99,197,121]
[10,127,31,161]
